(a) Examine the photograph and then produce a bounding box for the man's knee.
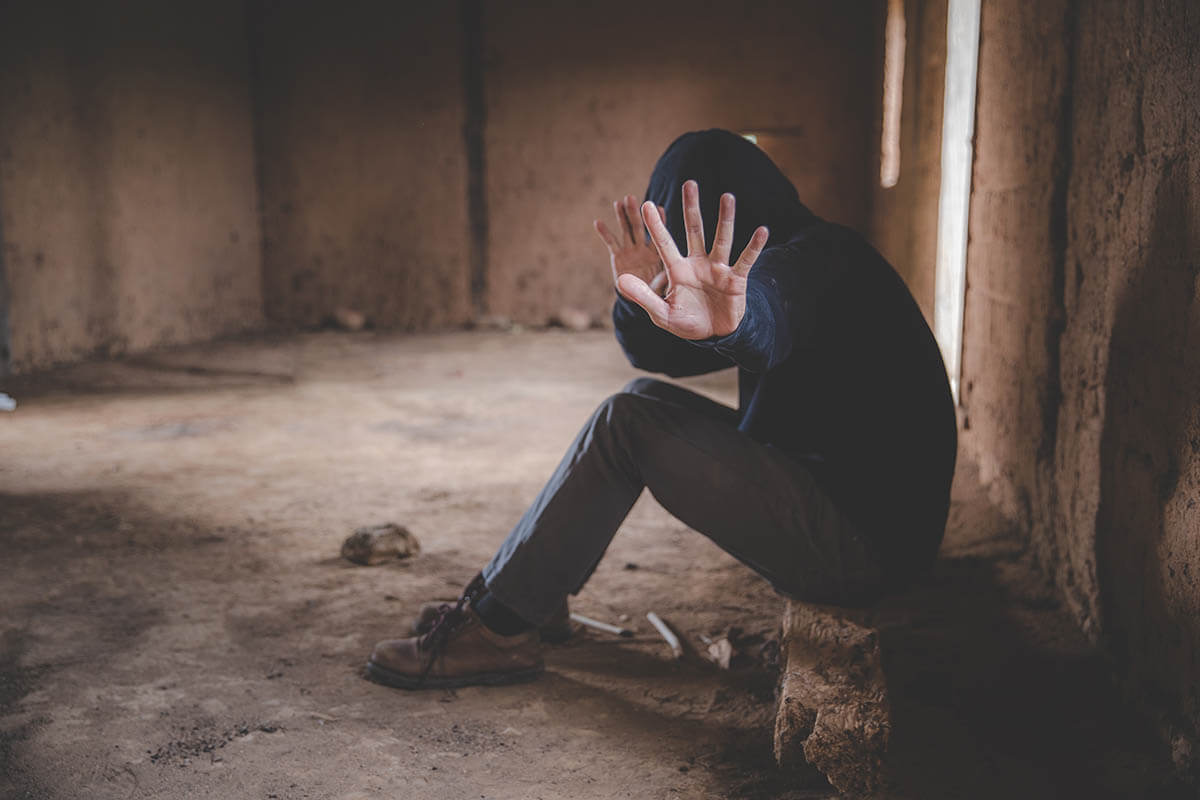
[597,388,650,421]
[591,386,663,440]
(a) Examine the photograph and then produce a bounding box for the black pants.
[482,378,884,626]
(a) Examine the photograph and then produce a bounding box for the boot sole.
[410,624,573,644]
[365,659,544,690]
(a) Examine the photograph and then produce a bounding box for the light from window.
[934,0,981,403]
[880,0,906,188]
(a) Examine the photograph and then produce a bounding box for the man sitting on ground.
[366,129,957,689]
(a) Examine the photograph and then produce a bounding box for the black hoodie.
[613,129,957,580]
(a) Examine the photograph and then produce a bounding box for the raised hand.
[617,180,768,340]
[594,195,669,296]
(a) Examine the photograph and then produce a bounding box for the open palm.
[617,180,768,340]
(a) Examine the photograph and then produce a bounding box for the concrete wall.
[251,1,472,332]
[958,0,1200,776]
[1060,0,1199,772]
[867,0,946,321]
[958,0,1074,536]
[1,1,882,359]
[0,1,264,373]
[481,0,881,325]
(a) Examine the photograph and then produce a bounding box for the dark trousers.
[482,378,884,626]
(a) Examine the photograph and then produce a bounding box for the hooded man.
[366,129,957,689]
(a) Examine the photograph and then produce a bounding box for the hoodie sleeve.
[612,295,734,377]
[690,242,827,373]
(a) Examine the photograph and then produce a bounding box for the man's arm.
[684,253,809,374]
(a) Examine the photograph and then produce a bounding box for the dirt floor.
[0,329,1189,799]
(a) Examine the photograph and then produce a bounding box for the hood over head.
[644,129,818,260]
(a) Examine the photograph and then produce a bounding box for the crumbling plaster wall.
[958,0,1073,540]
[0,1,264,374]
[1059,0,1199,769]
[960,0,1200,772]
[251,1,472,332]
[481,0,881,325]
[867,0,947,321]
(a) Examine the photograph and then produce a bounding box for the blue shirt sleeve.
[692,243,822,373]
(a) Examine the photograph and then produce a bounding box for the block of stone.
[340,523,420,565]
[332,307,367,331]
[774,600,890,798]
[552,307,593,331]
[705,637,734,669]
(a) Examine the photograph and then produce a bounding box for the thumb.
[617,273,670,328]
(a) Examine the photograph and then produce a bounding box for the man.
[366,129,957,689]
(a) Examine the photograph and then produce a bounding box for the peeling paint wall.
[251,1,471,332]
[0,1,264,373]
[958,0,1200,775]
[481,0,881,325]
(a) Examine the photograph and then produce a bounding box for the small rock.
[705,637,735,670]
[0,393,15,412]
[340,523,420,565]
[332,307,367,331]
[551,306,593,331]
[470,314,513,331]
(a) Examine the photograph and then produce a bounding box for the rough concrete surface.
[956,0,1200,774]
[1059,0,1200,776]
[0,330,1189,799]
[958,0,1073,531]
[774,603,889,798]
[0,1,887,369]
[0,0,265,374]
[252,1,473,333]
[481,0,879,326]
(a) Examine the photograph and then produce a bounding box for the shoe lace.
[418,573,486,681]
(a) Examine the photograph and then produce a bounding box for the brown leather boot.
[367,577,543,690]
[409,598,573,643]
[368,607,542,689]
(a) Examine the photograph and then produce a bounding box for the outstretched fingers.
[712,193,735,265]
[621,195,642,242]
[732,226,770,277]
[681,180,706,256]
[593,218,620,252]
[642,200,681,265]
[612,200,633,245]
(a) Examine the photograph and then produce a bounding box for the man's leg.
[482,377,883,628]
[367,377,882,689]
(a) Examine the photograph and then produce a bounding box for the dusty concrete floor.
[0,330,1188,799]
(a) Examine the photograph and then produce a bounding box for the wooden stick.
[646,612,683,659]
[569,612,633,638]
